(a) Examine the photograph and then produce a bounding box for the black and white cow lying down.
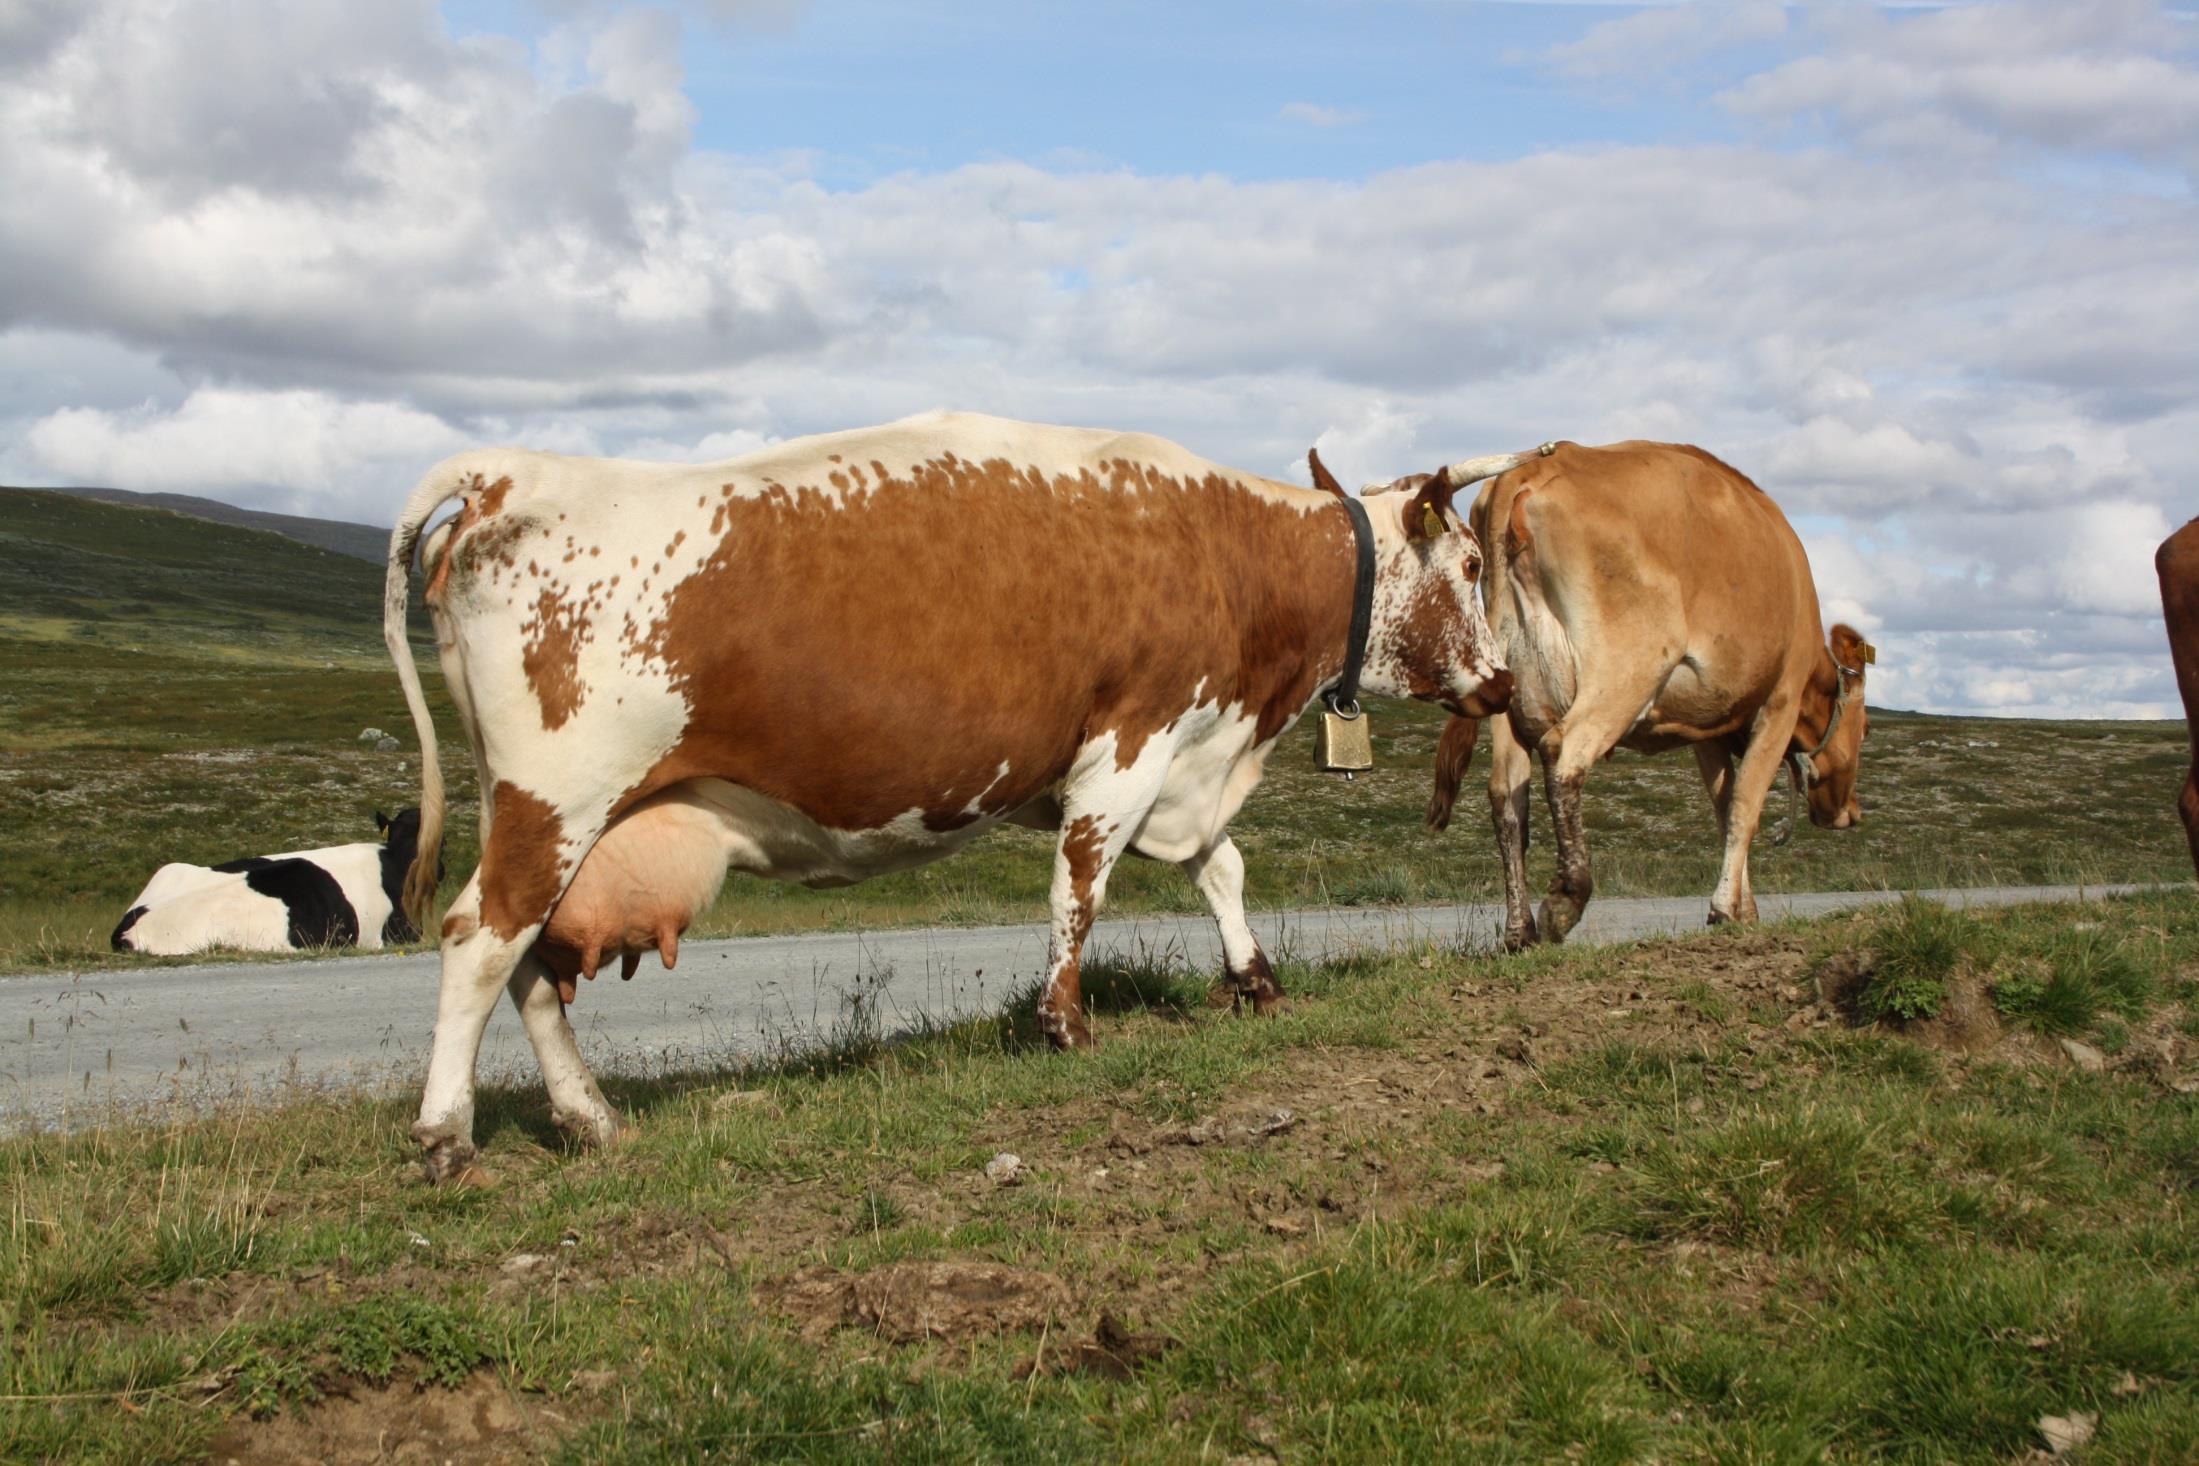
[111,809,441,956]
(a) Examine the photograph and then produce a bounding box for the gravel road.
[0,884,2151,1128]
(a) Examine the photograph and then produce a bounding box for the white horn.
[1442,442,1555,487]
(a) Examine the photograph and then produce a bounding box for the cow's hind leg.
[414,788,605,1182]
[1184,835,1283,1015]
[506,951,620,1149]
[1534,680,1656,943]
[413,872,533,1183]
[1487,717,1538,950]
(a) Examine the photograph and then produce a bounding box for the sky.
[2,0,2196,718]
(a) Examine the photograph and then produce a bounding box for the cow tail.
[384,462,468,938]
[1426,714,1482,831]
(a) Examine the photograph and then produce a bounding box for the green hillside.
[0,488,2191,973]
[0,487,393,665]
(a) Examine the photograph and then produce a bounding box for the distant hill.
[0,487,417,666]
[4,484,387,561]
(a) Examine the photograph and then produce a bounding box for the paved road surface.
[0,885,2153,1128]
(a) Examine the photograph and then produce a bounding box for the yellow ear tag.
[1860,642,1878,666]
[1422,504,1447,539]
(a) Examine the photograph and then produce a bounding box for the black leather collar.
[1328,495,1377,719]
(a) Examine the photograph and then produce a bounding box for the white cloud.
[1535,0,1785,81]
[24,388,469,514]
[1279,102,1366,127]
[1721,0,2199,169]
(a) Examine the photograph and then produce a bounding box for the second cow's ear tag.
[1422,504,1446,539]
[1315,699,1374,778]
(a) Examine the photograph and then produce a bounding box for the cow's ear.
[1829,623,1870,673]
[1405,466,1459,542]
[1308,447,1348,500]
[375,809,389,832]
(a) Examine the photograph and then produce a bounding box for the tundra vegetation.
[2,893,2196,1461]
[1,490,2190,975]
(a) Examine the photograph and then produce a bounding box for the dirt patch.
[1018,1312,1175,1380]
[206,1369,543,1465]
[1814,950,2003,1053]
[761,1260,1073,1344]
[1908,967,2004,1053]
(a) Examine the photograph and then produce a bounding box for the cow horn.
[1441,451,1532,486]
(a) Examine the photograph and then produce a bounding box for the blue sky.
[3,0,2196,716]
[454,0,1780,181]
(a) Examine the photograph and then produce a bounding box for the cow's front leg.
[1183,835,1284,1015]
[1038,810,1138,1050]
[2179,766,2199,881]
[1486,717,1538,949]
[1707,702,1800,926]
[506,950,620,1150]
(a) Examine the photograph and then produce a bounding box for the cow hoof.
[1040,1011,1096,1051]
[1706,903,1758,928]
[1500,923,1539,953]
[1249,989,1290,1017]
[1203,981,1241,1011]
[552,1103,625,1151]
[414,1130,480,1187]
[1535,899,1579,944]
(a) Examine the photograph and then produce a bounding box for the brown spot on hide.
[479,781,568,941]
[619,454,1358,830]
[422,475,513,606]
[520,588,589,730]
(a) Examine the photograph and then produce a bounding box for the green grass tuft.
[1854,896,1978,1022]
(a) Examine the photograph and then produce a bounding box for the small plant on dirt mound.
[2048,927,2158,1018]
[1988,964,2094,1037]
[1846,897,1980,1024]
[1989,927,2157,1037]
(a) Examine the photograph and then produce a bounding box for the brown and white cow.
[2157,515,2199,880]
[385,411,1521,1180]
[1409,440,1870,946]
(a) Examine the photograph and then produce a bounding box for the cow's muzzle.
[1457,667,1513,720]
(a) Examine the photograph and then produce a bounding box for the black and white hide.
[110,809,438,956]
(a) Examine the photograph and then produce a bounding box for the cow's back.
[425,412,1346,832]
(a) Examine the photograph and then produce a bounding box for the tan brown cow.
[2157,516,2199,879]
[1411,440,1870,946]
[386,412,1524,1181]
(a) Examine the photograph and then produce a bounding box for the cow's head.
[376,807,447,891]
[1310,450,1512,719]
[1794,624,1870,829]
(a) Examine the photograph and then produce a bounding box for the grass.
[1850,896,1976,1022]
[2,892,2196,1461]
[5,488,2196,976]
